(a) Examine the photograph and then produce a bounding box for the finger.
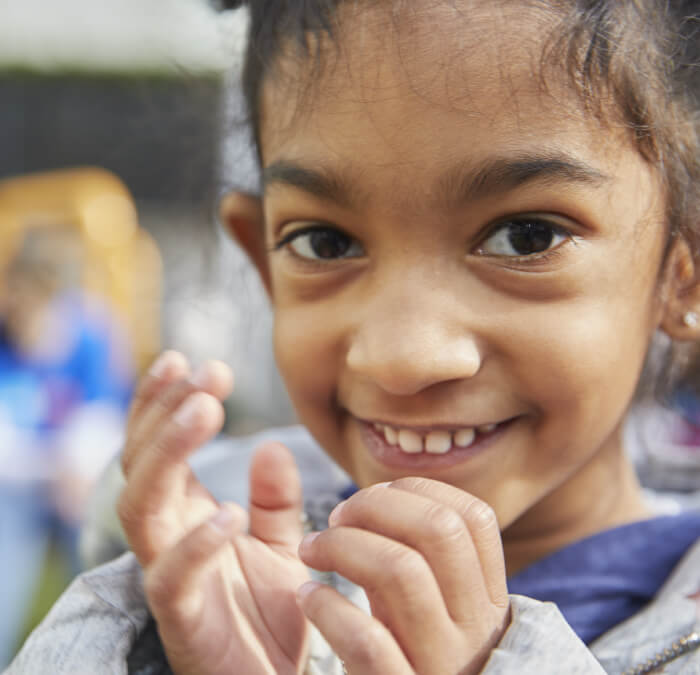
[125,350,190,442]
[189,359,235,399]
[388,477,508,609]
[118,391,225,564]
[124,359,233,476]
[248,442,304,554]
[144,504,248,669]
[299,525,454,670]
[145,503,248,621]
[297,582,412,675]
[328,483,490,622]
[232,534,310,665]
[128,359,233,459]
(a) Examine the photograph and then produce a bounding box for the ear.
[660,236,700,340]
[219,190,272,297]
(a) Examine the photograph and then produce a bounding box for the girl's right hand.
[117,351,311,675]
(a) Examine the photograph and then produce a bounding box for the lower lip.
[358,419,512,470]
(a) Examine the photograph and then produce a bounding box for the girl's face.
[253,2,669,536]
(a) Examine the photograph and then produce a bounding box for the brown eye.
[285,227,364,260]
[480,219,568,257]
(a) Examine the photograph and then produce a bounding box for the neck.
[501,427,652,577]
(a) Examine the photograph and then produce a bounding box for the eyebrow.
[262,152,610,210]
[262,162,361,209]
[440,154,610,207]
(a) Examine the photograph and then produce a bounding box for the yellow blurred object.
[0,167,162,373]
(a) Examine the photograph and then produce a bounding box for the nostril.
[346,333,481,396]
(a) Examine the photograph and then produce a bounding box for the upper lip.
[357,416,512,432]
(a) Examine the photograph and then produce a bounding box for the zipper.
[622,632,700,674]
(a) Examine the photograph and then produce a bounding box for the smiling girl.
[9,1,700,673]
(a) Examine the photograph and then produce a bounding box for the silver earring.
[683,311,699,328]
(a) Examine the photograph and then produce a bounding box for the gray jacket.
[7,426,700,674]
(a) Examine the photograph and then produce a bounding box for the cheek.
[273,305,359,472]
[273,305,341,417]
[514,297,654,435]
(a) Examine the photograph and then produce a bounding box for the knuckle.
[381,543,425,580]
[116,490,143,532]
[144,568,177,608]
[139,380,194,430]
[133,377,154,403]
[164,380,197,411]
[301,583,326,617]
[186,520,222,561]
[465,499,498,531]
[147,395,179,429]
[125,380,159,425]
[346,622,386,667]
[341,487,378,518]
[390,476,431,492]
[424,503,465,542]
[128,380,151,410]
[494,590,511,612]
[151,417,200,466]
[149,431,179,463]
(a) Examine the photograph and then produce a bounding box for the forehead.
[258,1,640,199]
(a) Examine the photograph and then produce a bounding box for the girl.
[9,0,700,673]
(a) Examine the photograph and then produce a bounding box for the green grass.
[15,541,74,657]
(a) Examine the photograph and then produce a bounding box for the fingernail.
[299,531,320,553]
[149,352,172,378]
[328,500,346,527]
[189,364,209,388]
[173,394,203,427]
[209,507,235,533]
[297,580,322,600]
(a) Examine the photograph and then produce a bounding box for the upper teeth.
[373,423,496,454]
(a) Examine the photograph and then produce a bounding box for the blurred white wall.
[0,0,245,74]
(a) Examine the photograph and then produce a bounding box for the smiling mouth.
[369,420,505,455]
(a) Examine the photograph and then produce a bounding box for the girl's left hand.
[297,478,510,675]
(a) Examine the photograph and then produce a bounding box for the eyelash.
[476,216,573,262]
[272,217,574,264]
[272,224,363,262]
[272,225,331,251]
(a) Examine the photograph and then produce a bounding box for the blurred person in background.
[620,334,700,512]
[0,226,134,667]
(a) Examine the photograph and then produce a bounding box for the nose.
[346,288,482,396]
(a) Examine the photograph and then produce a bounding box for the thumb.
[248,441,304,553]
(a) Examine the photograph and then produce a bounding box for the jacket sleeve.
[5,553,150,675]
[9,572,605,675]
[300,582,607,674]
[481,594,606,674]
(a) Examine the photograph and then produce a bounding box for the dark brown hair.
[223,0,700,400]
